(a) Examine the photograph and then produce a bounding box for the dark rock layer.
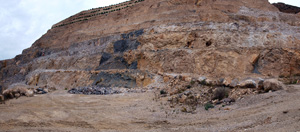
[272,3,300,14]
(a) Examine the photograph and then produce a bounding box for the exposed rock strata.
[0,0,299,93]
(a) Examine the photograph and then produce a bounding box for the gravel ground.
[0,85,299,132]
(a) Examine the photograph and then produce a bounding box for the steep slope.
[0,0,300,92]
[272,2,300,14]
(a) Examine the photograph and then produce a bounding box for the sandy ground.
[0,85,299,132]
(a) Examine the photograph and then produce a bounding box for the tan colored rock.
[222,78,231,87]
[163,76,170,83]
[43,88,49,93]
[195,0,203,6]
[263,79,285,92]
[205,79,213,86]
[238,79,257,88]
[249,54,259,64]
[179,95,187,103]
[25,90,34,97]
[184,76,192,83]
[18,87,29,96]
[141,78,154,87]
[14,93,21,98]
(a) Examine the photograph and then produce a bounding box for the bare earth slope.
[0,85,299,132]
[0,0,300,131]
[0,0,300,90]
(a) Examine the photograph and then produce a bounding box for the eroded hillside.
[1,0,299,91]
[1,0,300,131]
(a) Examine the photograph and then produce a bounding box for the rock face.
[272,3,300,14]
[0,0,299,91]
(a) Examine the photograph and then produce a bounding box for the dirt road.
[0,85,299,132]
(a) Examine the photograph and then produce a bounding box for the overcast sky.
[0,0,126,60]
[0,0,299,60]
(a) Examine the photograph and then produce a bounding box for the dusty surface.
[0,85,299,132]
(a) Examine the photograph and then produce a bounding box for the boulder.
[25,90,34,97]
[43,88,49,93]
[14,93,21,98]
[222,98,235,104]
[257,78,264,90]
[183,90,192,96]
[184,76,192,83]
[18,87,29,96]
[238,79,257,88]
[205,78,213,86]
[3,89,14,99]
[229,79,239,88]
[263,79,285,92]
[222,79,231,87]
[197,76,207,84]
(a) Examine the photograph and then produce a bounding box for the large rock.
[229,79,239,88]
[263,79,285,92]
[238,79,257,88]
[25,90,34,97]
[2,84,34,99]
[197,76,207,84]
[257,78,264,90]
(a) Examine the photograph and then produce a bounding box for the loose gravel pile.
[68,86,121,95]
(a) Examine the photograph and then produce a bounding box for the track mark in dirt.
[0,120,52,128]
[0,120,95,129]
[54,120,95,129]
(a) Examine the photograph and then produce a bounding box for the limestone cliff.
[1,0,300,91]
